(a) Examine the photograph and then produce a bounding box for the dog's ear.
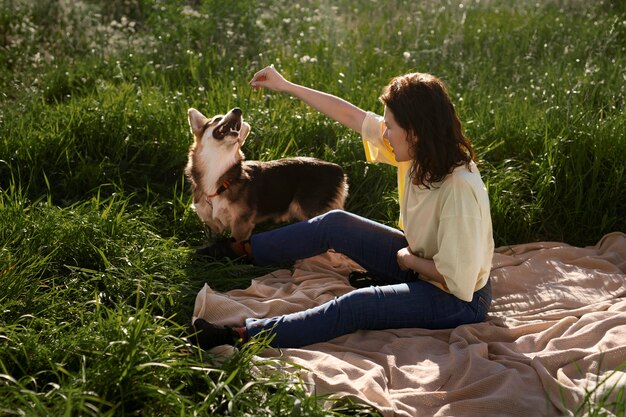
[188,108,209,136]
[238,121,251,146]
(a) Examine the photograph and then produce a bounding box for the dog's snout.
[231,108,242,116]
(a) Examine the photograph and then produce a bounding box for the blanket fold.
[194,232,626,416]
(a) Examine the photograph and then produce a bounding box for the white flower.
[182,6,201,17]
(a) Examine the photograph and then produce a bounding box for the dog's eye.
[201,117,225,137]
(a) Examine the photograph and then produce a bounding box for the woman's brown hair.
[379,73,475,188]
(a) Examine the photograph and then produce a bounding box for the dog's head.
[185,107,251,200]
[188,107,251,153]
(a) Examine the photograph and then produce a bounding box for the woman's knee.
[313,209,359,230]
[311,210,365,248]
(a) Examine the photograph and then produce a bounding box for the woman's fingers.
[249,66,271,87]
[250,74,267,90]
[249,65,282,90]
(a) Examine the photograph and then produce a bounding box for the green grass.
[1,0,624,415]
[573,362,626,417]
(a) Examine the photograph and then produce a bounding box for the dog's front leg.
[193,200,223,233]
[229,216,255,242]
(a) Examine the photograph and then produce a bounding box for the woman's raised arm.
[249,65,367,134]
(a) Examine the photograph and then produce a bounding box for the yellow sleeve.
[360,112,398,167]
[361,112,407,230]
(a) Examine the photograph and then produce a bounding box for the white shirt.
[361,112,494,301]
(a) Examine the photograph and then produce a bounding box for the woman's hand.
[396,247,447,288]
[249,65,290,92]
[396,247,415,271]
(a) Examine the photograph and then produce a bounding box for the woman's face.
[383,106,414,162]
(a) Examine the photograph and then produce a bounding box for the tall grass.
[1,0,624,415]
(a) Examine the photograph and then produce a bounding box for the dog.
[185,107,348,242]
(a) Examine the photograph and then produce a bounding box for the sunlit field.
[1,0,624,415]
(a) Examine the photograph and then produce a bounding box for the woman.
[190,65,494,350]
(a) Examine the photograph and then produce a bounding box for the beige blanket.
[193,232,626,416]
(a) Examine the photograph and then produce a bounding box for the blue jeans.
[245,210,492,348]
